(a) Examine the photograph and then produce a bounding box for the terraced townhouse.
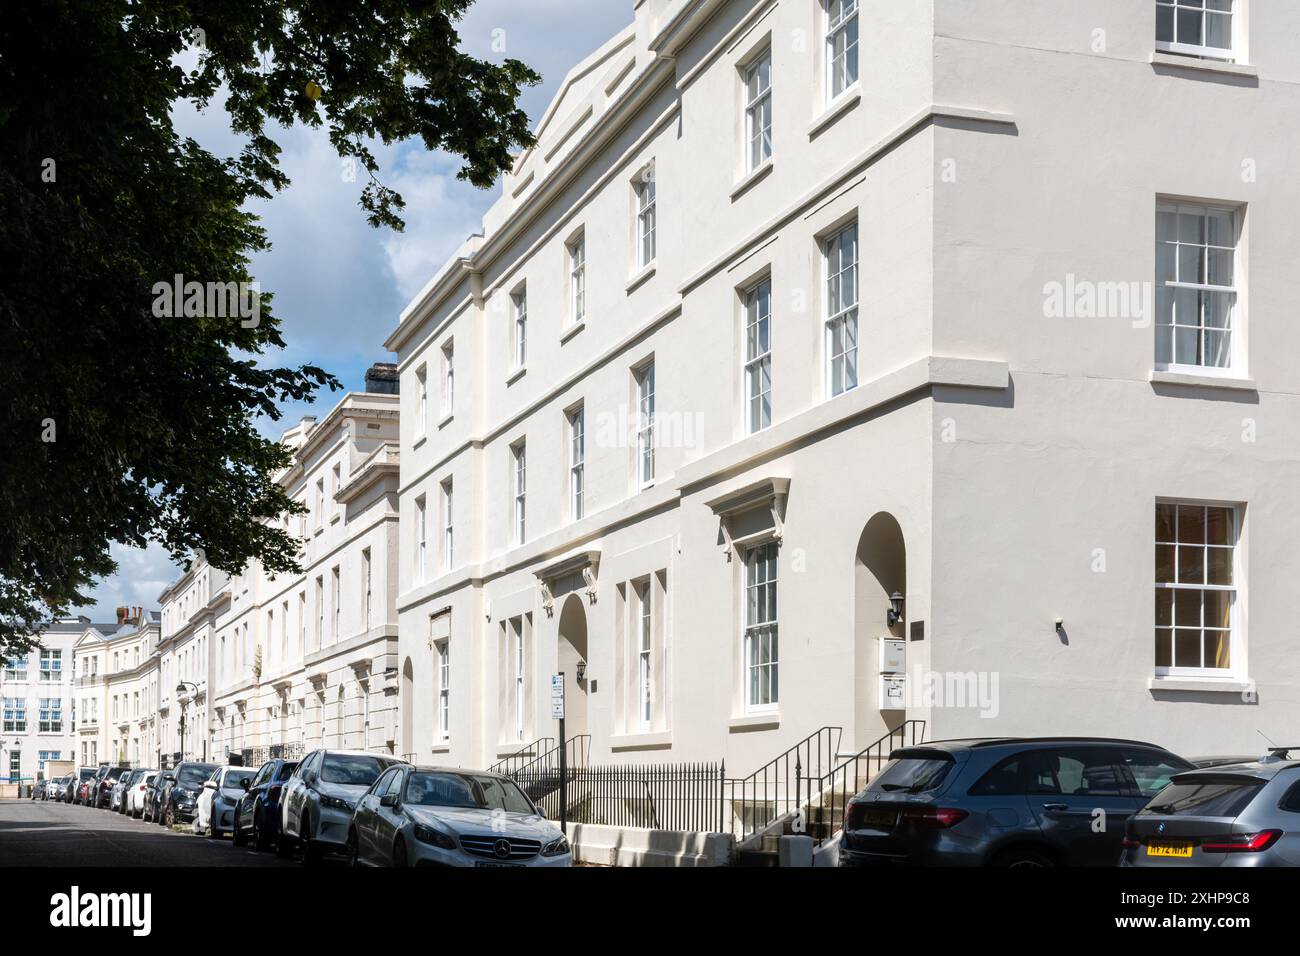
[386,0,1300,783]
[70,608,162,768]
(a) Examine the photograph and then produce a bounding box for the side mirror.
[203,780,217,790]
[379,794,398,808]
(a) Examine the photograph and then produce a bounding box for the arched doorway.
[400,657,414,758]
[556,593,589,738]
[854,512,907,750]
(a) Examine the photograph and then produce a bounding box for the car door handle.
[1041,803,1069,812]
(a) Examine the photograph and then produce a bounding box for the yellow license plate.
[1146,842,1193,858]
[860,809,897,828]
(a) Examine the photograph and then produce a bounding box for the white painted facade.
[157,564,229,762]
[387,0,1299,775]
[202,390,403,765]
[71,611,162,768]
[1,620,84,781]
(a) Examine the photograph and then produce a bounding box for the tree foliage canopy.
[0,0,538,651]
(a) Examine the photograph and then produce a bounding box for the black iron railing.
[723,726,843,841]
[559,762,724,831]
[799,719,926,844]
[507,735,589,811]
[488,736,555,775]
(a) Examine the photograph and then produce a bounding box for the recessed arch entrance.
[854,512,907,749]
[556,593,589,739]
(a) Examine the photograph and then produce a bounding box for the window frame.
[636,578,653,730]
[743,277,773,433]
[569,404,585,520]
[512,441,527,545]
[825,0,860,103]
[823,222,859,397]
[440,341,454,416]
[1154,500,1243,679]
[743,48,773,172]
[1156,0,1239,63]
[441,478,454,571]
[635,362,656,489]
[569,235,586,325]
[1155,200,1242,376]
[742,541,780,713]
[511,288,528,369]
[635,165,657,269]
[437,639,450,740]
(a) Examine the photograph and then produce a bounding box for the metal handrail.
[723,726,843,840]
[800,719,927,844]
[487,736,555,775]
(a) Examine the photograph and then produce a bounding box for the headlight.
[542,835,571,857]
[413,824,456,850]
[320,794,355,812]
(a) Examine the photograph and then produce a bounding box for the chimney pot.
[364,362,400,395]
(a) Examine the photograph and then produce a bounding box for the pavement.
[0,797,300,867]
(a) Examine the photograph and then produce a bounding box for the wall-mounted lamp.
[576,660,587,682]
[887,592,905,627]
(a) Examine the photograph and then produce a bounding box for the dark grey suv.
[839,737,1193,867]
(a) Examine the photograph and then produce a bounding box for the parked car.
[109,770,134,812]
[348,765,572,867]
[116,769,147,814]
[1122,749,1300,867]
[46,776,69,801]
[142,770,172,823]
[31,779,48,800]
[233,759,299,850]
[155,762,218,827]
[279,750,403,863]
[127,771,158,818]
[193,765,257,838]
[69,767,96,804]
[93,766,130,809]
[838,737,1195,867]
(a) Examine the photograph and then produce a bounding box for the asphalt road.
[0,797,299,867]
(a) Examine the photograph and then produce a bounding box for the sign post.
[551,673,566,832]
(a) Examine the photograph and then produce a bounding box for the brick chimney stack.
[364,362,399,395]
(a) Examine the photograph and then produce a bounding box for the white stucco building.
[203,368,403,765]
[387,0,1298,779]
[156,564,230,763]
[1,618,86,782]
[71,608,162,768]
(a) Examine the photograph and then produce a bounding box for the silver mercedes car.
[1122,748,1300,866]
[347,765,572,867]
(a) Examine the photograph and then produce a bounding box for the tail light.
[1201,830,1281,853]
[902,807,969,828]
[138,785,147,791]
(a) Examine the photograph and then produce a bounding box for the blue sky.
[75,0,633,622]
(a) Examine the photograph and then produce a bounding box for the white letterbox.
[880,675,906,710]
[880,637,906,675]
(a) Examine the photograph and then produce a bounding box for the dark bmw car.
[155,762,218,827]
[233,759,299,850]
[67,768,96,804]
[838,737,1193,867]
[142,770,172,822]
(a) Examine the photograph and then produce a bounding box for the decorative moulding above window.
[704,477,790,560]
[534,549,601,617]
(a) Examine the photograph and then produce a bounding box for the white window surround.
[437,639,450,740]
[415,496,427,582]
[637,579,653,730]
[441,478,454,571]
[513,441,527,545]
[1156,0,1241,63]
[1154,201,1242,376]
[416,365,428,435]
[1154,500,1245,681]
[743,48,772,173]
[440,342,454,420]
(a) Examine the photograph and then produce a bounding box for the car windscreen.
[1139,778,1264,818]
[79,770,95,780]
[177,766,216,787]
[404,772,535,814]
[867,754,954,794]
[321,754,387,786]
[223,771,255,792]
[275,762,298,781]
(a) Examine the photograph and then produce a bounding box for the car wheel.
[301,817,321,865]
[392,836,407,868]
[163,804,175,828]
[254,810,273,852]
[991,848,1055,868]
[275,825,296,859]
[346,827,359,867]
[233,815,249,847]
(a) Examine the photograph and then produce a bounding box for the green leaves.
[0,0,538,650]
